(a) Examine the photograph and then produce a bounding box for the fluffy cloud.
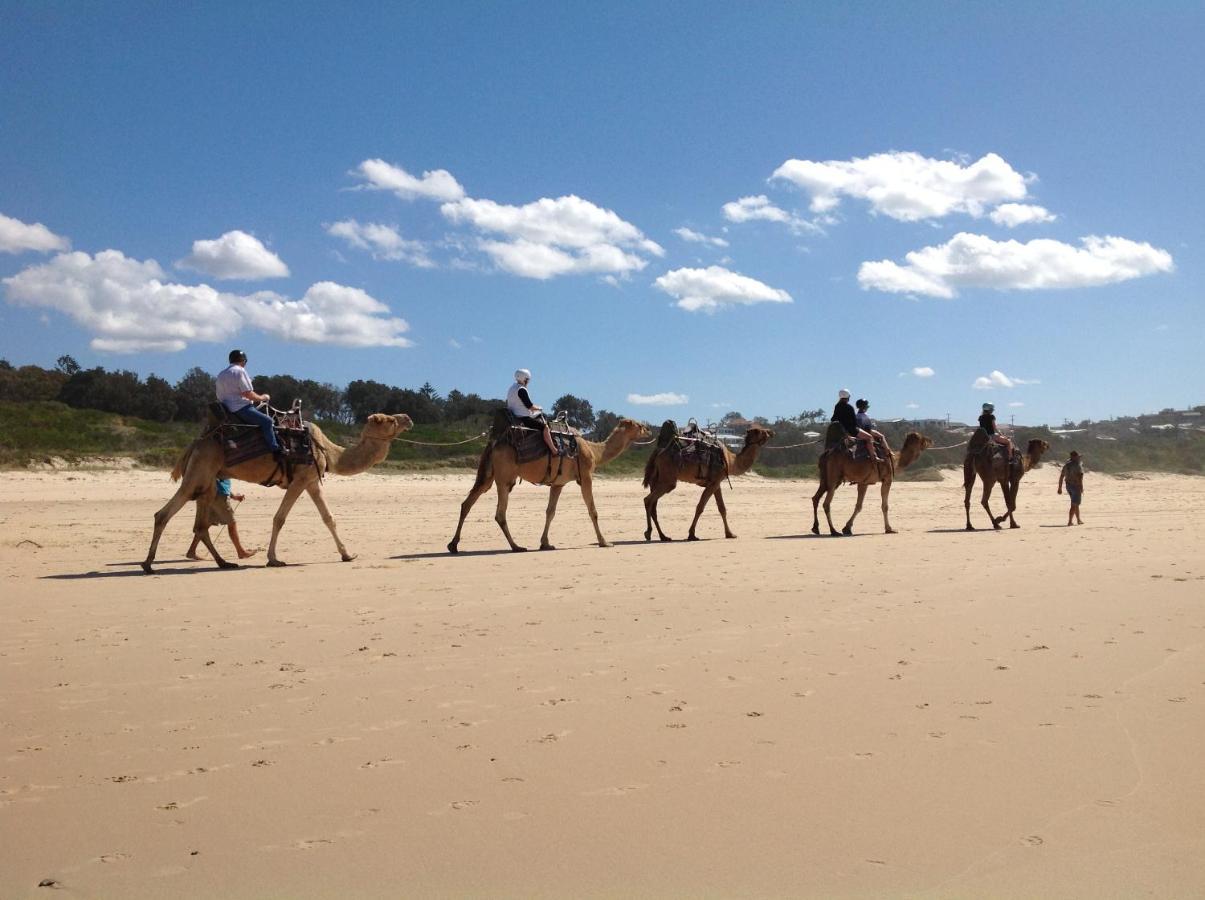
[674,226,728,248]
[972,370,1038,390]
[905,402,920,409]
[1,212,70,254]
[989,203,1056,228]
[628,392,689,406]
[441,195,663,280]
[1009,401,1025,407]
[353,159,465,202]
[178,230,289,280]
[3,250,411,352]
[653,265,792,313]
[326,219,433,267]
[911,366,935,378]
[721,195,816,233]
[857,232,1173,298]
[771,151,1029,222]
[238,282,412,348]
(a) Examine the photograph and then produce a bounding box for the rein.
[395,431,489,447]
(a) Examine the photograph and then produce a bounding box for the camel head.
[744,426,775,448]
[1025,438,1051,465]
[615,418,652,442]
[904,431,933,451]
[363,412,414,442]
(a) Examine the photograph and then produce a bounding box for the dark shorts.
[1067,485,1082,505]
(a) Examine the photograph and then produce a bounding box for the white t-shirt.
[216,364,254,412]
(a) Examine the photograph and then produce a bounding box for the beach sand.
[2,465,1203,898]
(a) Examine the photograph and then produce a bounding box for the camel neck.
[729,442,762,476]
[582,429,633,466]
[332,433,392,476]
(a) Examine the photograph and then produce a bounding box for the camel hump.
[655,419,678,450]
[824,421,847,448]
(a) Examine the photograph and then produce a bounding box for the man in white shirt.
[216,349,280,455]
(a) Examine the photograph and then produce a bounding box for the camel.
[447,418,651,553]
[141,413,413,572]
[810,432,933,536]
[642,426,774,542]
[963,438,1050,530]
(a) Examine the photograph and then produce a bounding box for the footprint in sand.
[583,784,647,797]
[294,838,334,850]
[1022,835,1044,846]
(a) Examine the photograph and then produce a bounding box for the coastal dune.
[2,466,1203,898]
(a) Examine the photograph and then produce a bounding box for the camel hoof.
[598,541,612,548]
[841,526,853,536]
[217,561,240,571]
[885,528,897,535]
[965,524,975,531]
[659,535,674,543]
[539,544,556,551]
[686,535,699,542]
[810,525,819,536]
[140,561,154,574]
[341,553,357,562]
[992,524,1002,531]
[643,532,652,542]
[267,559,288,567]
[447,542,459,554]
[1009,523,1021,530]
[510,546,528,553]
[725,533,736,539]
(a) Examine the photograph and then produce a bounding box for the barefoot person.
[186,478,259,560]
[1058,450,1086,526]
[507,368,559,456]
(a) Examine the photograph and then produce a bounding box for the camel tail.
[170,444,195,482]
[471,442,495,490]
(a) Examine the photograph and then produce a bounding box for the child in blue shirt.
[186,478,258,560]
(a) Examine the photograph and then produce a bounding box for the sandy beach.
[2,464,1203,899]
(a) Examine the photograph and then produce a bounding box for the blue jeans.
[233,404,280,452]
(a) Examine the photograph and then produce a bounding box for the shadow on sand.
[43,564,243,580]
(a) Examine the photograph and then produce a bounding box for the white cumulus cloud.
[326,219,433,267]
[972,370,1038,390]
[1009,401,1025,407]
[3,249,411,353]
[0,212,71,254]
[990,203,1057,227]
[353,159,465,202]
[911,366,935,378]
[857,232,1173,298]
[674,226,729,248]
[721,195,816,233]
[178,230,289,280]
[628,392,689,406]
[905,402,920,409]
[771,151,1029,222]
[441,194,663,280]
[653,265,792,313]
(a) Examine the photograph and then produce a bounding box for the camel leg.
[687,485,718,541]
[305,480,354,562]
[494,478,526,552]
[980,480,1002,531]
[579,474,610,548]
[644,482,674,542]
[881,480,895,534]
[810,481,826,535]
[963,461,976,531]
[447,476,494,553]
[1005,479,1021,529]
[142,486,194,573]
[714,484,736,539]
[266,480,309,566]
[539,484,565,550]
[822,484,841,536]
[842,483,868,536]
[191,500,237,570]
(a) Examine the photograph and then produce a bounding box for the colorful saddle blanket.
[489,409,579,465]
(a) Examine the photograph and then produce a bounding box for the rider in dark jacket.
[832,389,881,461]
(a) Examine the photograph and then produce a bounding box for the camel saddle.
[489,409,579,465]
[652,419,727,479]
[823,422,886,462]
[206,401,315,473]
[966,428,1017,467]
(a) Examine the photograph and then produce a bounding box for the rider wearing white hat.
[507,368,558,456]
[832,388,881,461]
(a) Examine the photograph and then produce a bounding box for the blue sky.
[2,1,1201,425]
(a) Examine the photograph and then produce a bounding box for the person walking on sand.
[1058,450,1086,526]
[507,368,559,456]
[186,478,259,560]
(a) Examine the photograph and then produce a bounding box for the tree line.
[0,356,622,432]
